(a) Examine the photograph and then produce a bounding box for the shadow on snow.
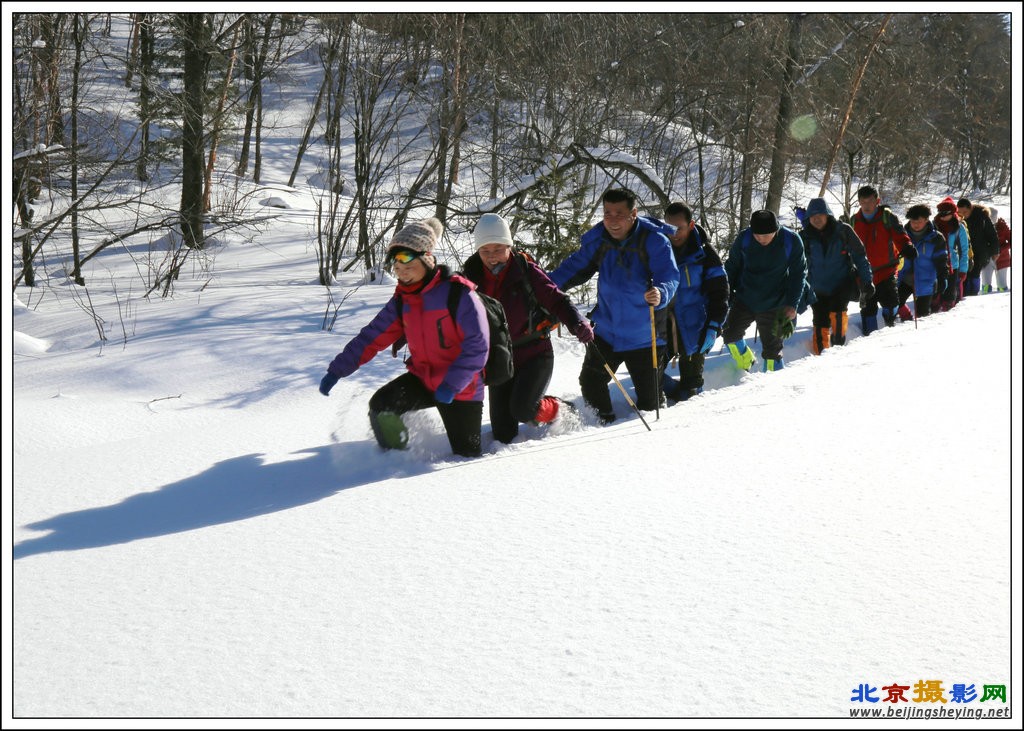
[13,439,431,559]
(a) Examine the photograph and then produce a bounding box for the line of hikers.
[318,186,1011,458]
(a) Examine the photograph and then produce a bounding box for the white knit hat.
[473,213,514,250]
[387,217,443,256]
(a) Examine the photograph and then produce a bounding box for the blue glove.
[699,321,721,354]
[319,372,340,396]
[434,383,457,404]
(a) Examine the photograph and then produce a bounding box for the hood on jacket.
[806,198,833,219]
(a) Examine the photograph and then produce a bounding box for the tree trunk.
[289,75,328,188]
[237,16,274,179]
[434,13,465,223]
[40,17,66,146]
[203,24,240,212]
[818,15,891,196]
[766,14,803,214]
[136,15,153,182]
[179,13,208,249]
[70,13,85,285]
[125,13,141,87]
[489,92,500,200]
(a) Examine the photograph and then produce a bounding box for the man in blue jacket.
[721,210,810,372]
[550,188,679,423]
[660,201,729,402]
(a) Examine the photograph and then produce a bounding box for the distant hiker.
[957,198,999,296]
[318,217,489,458]
[721,209,812,372]
[461,212,594,443]
[659,201,729,402]
[896,204,951,320]
[994,213,1011,292]
[549,188,679,423]
[982,206,1005,294]
[933,196,971,309]
[800,197,873,354]
[850,185,913,333]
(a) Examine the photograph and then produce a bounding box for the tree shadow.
[13,440,430,559]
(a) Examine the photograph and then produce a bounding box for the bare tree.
[177,13,210,249]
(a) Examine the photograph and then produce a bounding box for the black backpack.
[446,280,514,386]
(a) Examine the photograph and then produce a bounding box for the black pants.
[859,276,899,317]
[721,299,786,361]
[670,352,706,392]
[488,352,553,443]
[368,372,483,457]
[897,282,935,318]
[811,290,850,345]
[580,335,664,414]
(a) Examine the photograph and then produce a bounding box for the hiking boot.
[897,304,913,322]
[677,386,703,402]
[661,373,681,402]
[727,340,755,372]
[369,410,409,450]
[597,410,617,425]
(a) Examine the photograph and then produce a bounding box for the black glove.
[860,281,876,301]
[901,244,918,260]
[319,372,340,396]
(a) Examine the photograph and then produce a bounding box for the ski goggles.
[388,249,423,265]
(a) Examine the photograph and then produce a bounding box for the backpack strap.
[512,251,555,341]
[445,276,470,323]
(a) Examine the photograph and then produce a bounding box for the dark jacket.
[962,206,999,265]
[801,217,872,297]
[725,226,809,313]
[462,251,586,369]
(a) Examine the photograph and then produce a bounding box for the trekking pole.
[669,311,681,367]
[587,342,652,432]
[911,279,918,330]
[649,299,660,421]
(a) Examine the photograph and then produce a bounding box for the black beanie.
[750,210,779,235]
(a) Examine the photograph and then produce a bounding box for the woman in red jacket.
[318,218,490,458]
